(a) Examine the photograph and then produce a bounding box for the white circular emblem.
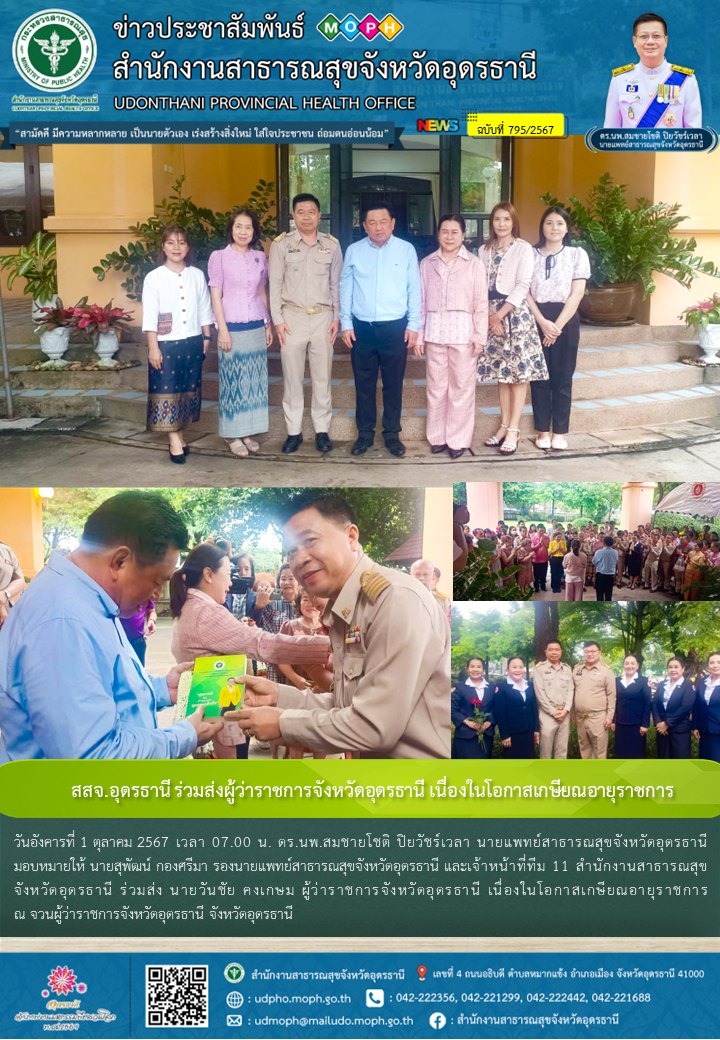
[13,9,96,92]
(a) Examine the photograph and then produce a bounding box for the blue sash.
[636,69,688,128]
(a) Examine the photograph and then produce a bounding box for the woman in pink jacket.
[477,202,547,455]
[415,215,488,459]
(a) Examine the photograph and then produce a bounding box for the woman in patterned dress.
[477,203,548,455]
[208,207,273,457]
[142,226,214,463]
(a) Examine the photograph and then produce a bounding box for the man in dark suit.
[451,656,495,758]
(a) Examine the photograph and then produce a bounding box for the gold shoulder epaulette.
[325,232,339,243]
[612,64,634,76]
[273,231,287,242]
[435,590,448,600]
[671,64,694,76]
[360,569,391,602]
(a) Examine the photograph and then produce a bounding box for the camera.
[229,569,253,596]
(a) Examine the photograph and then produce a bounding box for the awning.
[656,482,720,519]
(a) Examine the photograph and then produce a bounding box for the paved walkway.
[531,584,675,602]
[2,424,720,485]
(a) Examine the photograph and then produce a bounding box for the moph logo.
[317,13,404,41]
[13,10,97,91]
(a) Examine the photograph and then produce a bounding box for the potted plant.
[33,298,77,368]
[680,294,720,364]
[541,174,720,324]
[71,299,135,367]
[0,231,58,319]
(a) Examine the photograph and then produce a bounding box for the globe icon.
[226,992,244,1009]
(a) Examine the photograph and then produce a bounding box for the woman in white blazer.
[476,203,548,455]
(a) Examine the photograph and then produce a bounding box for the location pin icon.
[417,965,427,980]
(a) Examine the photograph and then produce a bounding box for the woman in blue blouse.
[693,651,720,763]
[612,653,651,758]
[451,656,495,758]
[652,657,695,759]
[493,656,540,759]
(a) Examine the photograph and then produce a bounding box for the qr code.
[146,965,209,1028]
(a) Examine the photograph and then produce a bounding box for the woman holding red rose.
[451,656,496,758]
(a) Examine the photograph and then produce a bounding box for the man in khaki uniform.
[572,641,616,759]
[233,493,450,758]
[0,540,25,630]
[268,193,343,455]
[643,533,663,591]
[659,537,677,592]
[532,640,574,759]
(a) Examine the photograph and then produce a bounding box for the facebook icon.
[430,1012,447,1029]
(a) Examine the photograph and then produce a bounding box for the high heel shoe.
[499,427,520,454]
[485,422,508,447]
[169,449,185,464]
[448,446,477,459]
[431,444,447,454]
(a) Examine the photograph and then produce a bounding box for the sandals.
[242,437,260,453]
[485,423,508,447]
[229,439,249,457]
[500,427,520,454]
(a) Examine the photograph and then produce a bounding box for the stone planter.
[32,295,58,322]
[698,323,720,365]
[39,326,70,363]
[579,283,639,324]
[95,328,121,367]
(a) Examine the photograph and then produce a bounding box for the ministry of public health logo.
[317,13,404,40]
[13,9,96,91]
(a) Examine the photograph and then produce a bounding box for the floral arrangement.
[680,293,720,329]
[33,298,77,331]
[71,299,134,340]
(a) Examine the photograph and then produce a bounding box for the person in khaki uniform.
[0,541,25,630]
[659,536,677,592]
[572,641,616,759]
[268,193,343,455]
[643,533,663,592]
[532,640,574,759]
[231,493,450,758]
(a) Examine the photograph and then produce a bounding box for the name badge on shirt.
[288,247,301,253]
[318,246,332,253]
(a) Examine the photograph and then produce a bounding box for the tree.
[534,602,559,663]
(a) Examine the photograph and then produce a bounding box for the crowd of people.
[142,194,590,463]
[0,491,450,761]
[457,516,719,600]
[452,641,720,762]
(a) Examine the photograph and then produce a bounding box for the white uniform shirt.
[142,265,214,341]
[663,677,682,708]
[508,677,528,701]
[704,677,720,704]
[604,60,702,129]
[620,671,639,688]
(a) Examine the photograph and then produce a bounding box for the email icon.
[227,1014,243,1026]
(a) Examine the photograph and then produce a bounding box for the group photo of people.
[451,600,720,761]
[453,480,720,602]
[141,195,592,462]
[0,485,451,762]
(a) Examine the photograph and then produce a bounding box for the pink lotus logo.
[47,966,78,996]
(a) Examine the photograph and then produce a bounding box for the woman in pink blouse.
[415,215,488,459]
[563,539,587,601]
[208,207,273,457]
[170,543,329,760]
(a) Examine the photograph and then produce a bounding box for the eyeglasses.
[635,33,665,42]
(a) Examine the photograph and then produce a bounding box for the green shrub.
[93,176,277,302]
[652,511,720,537]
